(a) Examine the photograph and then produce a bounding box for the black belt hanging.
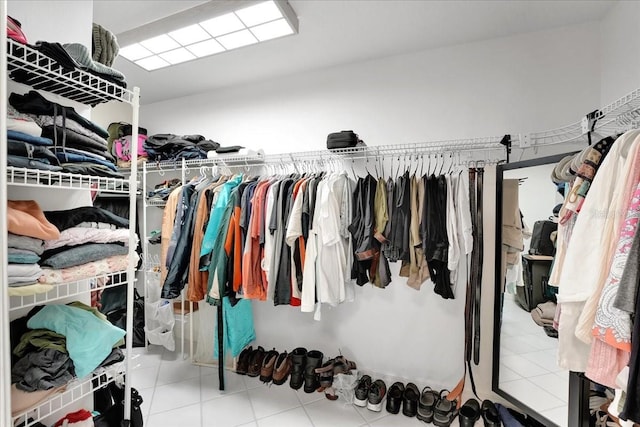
[465,167,477,364]
[473,167,484,365]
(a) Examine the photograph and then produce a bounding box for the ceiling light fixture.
[117,0,298,71]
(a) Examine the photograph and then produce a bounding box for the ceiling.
[93,0,615,105]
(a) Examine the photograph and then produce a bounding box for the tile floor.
[130,347,463,427]
[499,293,568,427]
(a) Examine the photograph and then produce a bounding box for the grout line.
[199,365,204,427]
[245,382,259,425]
[147,398,206,418]
[299,395,316,427]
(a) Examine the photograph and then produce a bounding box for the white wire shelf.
[9,271,128,311]
[7,39,134,106]
[136,136,508,173]
[528,86,640,147]
[12,363,125,427]
[7,166,131,192]
[146,198,167,207]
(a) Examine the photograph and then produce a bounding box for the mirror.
[493,154,578,427]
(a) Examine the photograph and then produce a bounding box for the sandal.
[332,355,357,374]
[433,389,458,427]
[315,359,335,389]
[416,386,438,423]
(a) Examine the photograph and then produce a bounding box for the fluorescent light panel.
[140,34,180,54]
[216,29,258,50]
[200,13,245,37]
[186,38,225,57]
[135,56,170,71]
[159,47,196,65]
[168,24,210,45]
[235,1,283,27]
[250,18,293,41]
[121,1,297,71]
[119,43,153,61]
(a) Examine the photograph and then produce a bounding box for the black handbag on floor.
[93,378,144,427]
[326,130,365,149]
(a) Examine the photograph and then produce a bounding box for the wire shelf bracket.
[7,39,135,106]
[9,271,129,311]
[12,364,125,427]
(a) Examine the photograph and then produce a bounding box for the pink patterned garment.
[40,254,134,285]
[592,182,640,351]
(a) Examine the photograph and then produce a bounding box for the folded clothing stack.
[147,178,181,204]
[144,133,220,162]
[7,201,59,290]
[8,91,123,178]
[9,39,127,89]
[7,203,136,297]
[39,206,133,284]
[10,302,125,415]
[7,106,61,172]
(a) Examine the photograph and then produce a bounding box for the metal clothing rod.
[141,136,507,172]
[526,86,640,147]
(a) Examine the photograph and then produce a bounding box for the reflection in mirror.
[495,156,573,427]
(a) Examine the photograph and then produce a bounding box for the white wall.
[140,22,602,395]
[7,1,94,116]
[142,23,600,154]
[600,1,640,105]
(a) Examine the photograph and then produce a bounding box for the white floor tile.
[257,407,313,427]
[155,360,201,386]
[147,402,201,427]
[501,354,550,378]
[248,383,301,419]
[202,372,247,401]
[528,373,569,402]
[131,364,159,390]
[520,349,562,373]
[370,413,433,426]
[201,391,256,426]
[525,333,559,351]
[354,402,388,423]
[499,364,523,383]
[501,335,542,354]
[304,398,366,427]
[138,386,154,425]
[500,379,566,412]
[237,423,258,427]
[149,377,201,414]
[295,388,325,405]
[539,405,569,427]
[499,345,516,357]
[130,347,165,369]
[243,374,267,389]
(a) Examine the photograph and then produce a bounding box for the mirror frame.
[492,152,582,427]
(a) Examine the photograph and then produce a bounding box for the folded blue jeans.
[7,129,53,146]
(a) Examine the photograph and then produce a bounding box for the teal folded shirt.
[27,304,125,378]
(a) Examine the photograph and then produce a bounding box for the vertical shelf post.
[123,86,141,422]
[0,1,11,425]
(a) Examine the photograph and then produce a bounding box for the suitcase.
[529,220,557,256]
[517,254,553,312]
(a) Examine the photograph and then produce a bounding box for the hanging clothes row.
[548,129,640,423]
[154,159,474,312]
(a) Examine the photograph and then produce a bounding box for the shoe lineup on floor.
[353,375,501,426]
[235,345,501,426]
[235,345,356,399]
